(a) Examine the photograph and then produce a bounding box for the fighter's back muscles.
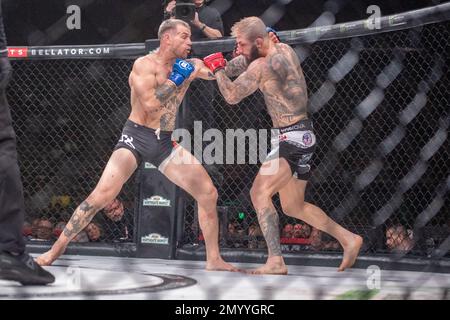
[262,43,308,126]
[268,43,307,104]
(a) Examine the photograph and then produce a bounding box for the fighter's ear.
[162,30,173,43]
[255,37,264,48]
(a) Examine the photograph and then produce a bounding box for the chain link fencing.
[8,59,137,244]
[7,12,449,261]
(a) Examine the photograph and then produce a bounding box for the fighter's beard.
[245,44,261,64]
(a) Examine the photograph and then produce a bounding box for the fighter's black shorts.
[113,120,178,171]
[266,118,316,180]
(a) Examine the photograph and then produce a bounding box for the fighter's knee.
[196,183,218,205]
[205,185,218,204]
[210,186,218,202]
[250,183,271,205]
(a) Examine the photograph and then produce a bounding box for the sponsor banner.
[29,46,113,58]
[8,46,113,59]
[8,48,28,58]
[141,233,169,245]
[143,195,171,207]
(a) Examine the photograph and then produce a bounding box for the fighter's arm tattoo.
[63,201,99,239]
[224,55,249,78]
[160,110,177,130]
[257,207,282,257]
[215,64,260,105]
[159,90,183,131]
[155,81,177,105]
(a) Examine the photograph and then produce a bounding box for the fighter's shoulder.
[133,55,157,75]
[247,57,266,72]
[275,42,292,50]
[274,42,296,55]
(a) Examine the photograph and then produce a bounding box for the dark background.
[3,0,444,46]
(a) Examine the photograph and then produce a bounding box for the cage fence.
[6,3,449,263]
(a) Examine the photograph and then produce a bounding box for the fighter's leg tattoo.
[257,207,282,256]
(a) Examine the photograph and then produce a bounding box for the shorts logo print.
[302,132,313,146]
[119,134,136,149]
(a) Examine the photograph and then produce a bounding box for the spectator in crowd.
[293,222,311,239]
[103,198,125,222]
[102,198,134,242]
[281,224,294,238]
[85,222,104,242]
[281,222,311,252]
[164,0,223,40]
[37,219,54,241]
[30,218,41,239]
[385,224,414,252]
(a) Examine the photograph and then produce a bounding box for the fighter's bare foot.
[206,259,242,272]
[35,250,57,266]
[338,234,363,272]
[248,263,288,275]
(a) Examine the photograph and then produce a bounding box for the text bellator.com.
[174,304,275,317]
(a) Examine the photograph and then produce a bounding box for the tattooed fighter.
[36,19,239,272]
[203,17,363,274]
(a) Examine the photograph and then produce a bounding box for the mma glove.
[203,52,227,74]
[168,59,195,86]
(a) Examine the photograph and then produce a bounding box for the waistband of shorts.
[274,118,313,133]
[125,119,172,135]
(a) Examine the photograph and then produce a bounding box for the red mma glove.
[203,52,227,74]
